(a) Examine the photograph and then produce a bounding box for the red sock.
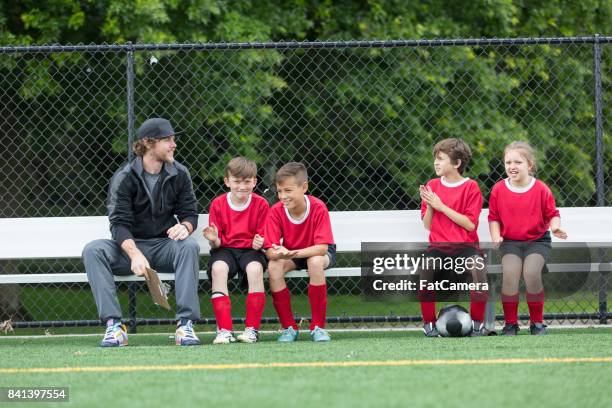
[527,290,545,323]
[308,283,327,330]
[271,287,298,330]
[245,292,266,330]
[211,295,232,331]
[502,293,520,324]
[419,289,437,323]
[470,290,488,322]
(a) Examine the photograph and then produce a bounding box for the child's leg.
[524,253,546,323]
[501,254,523,325]
[469,255,489,322]
[211,260,233,331]
[269,259,299,330]
[306,255,329,330]
[418,267,436,323]
[244,261,266,330]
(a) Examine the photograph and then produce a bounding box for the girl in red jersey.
[488,141,567,335]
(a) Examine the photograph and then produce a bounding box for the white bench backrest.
[0,207,610,260]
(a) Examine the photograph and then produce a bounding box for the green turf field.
[1,328,610,407]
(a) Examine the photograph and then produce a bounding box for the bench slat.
[1,208,610,260]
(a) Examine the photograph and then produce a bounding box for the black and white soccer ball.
[435,304,473,337]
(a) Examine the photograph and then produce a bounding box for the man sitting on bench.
[82,117,201,347]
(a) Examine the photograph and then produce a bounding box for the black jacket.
[107,157,198,245]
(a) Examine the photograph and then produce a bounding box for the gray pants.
[82,237,201,322]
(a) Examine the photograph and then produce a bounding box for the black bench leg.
[128,282,138,333]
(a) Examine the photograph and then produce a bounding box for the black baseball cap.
[136,118,183,140]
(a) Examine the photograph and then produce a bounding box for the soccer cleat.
[175,320,201,346]
[529,322,547,335]
[237,327,259,343]
[310,326,331,342]
[100,319,128,347]
[277,326,299,342]
[470,320,496,336]
[213,328,236,344]
[501,323,520,336]
[423,322,440,337]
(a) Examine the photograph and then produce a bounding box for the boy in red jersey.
[419,138,490,337]
[203,157,269,344]
[489,141,567,335]
[264,162,336,342]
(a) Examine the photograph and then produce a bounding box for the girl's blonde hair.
[504,141,537,175]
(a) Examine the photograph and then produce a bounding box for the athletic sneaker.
[277,326,299,342]
[100,319,128,347]
[237,327,259,343]
[470,320,496,336]
[175,319,201,346]
[501,323,520,336]
[310,326,331,342]
[529,322,547,335]
[423,322,440,337]
[213,328,236,344]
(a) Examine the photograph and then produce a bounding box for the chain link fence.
[0,37,610,331]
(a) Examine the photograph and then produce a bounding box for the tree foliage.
[0,0,610,216]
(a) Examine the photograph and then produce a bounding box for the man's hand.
[167,223,189,241]
[272,244,298,259]
[252,234,264,250]
[131,251,150,278]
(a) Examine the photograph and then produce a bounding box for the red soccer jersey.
[208,193,269,249]
[488,178,560,241]
[264,195,335,250]
[420,177,483,243]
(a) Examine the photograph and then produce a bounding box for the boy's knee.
[211,261,229,277]
[245,261,264,276]
[267,260,285,279]
[307,255,327,271]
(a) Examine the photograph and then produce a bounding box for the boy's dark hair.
[275,162,308,184]
[226,156,257,179]
[433,138,472,174]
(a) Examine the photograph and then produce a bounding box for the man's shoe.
[501,323,520,336]
[100,319,128,347]
[529,322,547,335]
[237,327,259,343]
[423,322,440,337]
[175,320,201,346]
[213,328,236,344]
[470,320,496,336]
[277,326,299,342]
[310,326,331,342]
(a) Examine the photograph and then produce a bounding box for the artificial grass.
[0,329,610,408]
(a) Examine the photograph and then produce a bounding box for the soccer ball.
[435,304,473,337]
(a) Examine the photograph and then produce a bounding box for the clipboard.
[145,267,171,310]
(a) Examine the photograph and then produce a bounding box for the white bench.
[1,208,610,329]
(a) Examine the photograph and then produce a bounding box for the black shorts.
[500,231,552,261]
[292,244,337,271]
[207,248,268,284]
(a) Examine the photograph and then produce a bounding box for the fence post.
[592,34,607,324]
[125,42,139,333]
